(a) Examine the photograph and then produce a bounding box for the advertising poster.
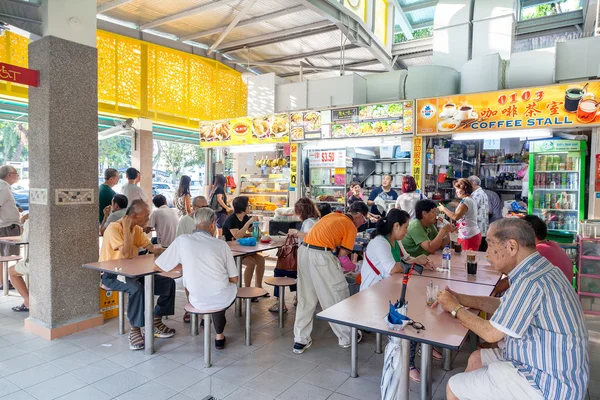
[416,81,600,136]
[200,113,289,147]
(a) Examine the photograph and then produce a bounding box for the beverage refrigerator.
[528,139,586,239]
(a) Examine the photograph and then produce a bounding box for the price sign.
[308,149,346,168]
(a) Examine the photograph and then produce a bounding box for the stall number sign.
[290,143,298,191]
[308,149,346,168]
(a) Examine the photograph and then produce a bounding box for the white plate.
[437,118,461,132]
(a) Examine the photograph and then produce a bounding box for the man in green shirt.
[99,168,119,223]
[402,199,456,257]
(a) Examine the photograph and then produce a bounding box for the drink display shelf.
[534,188,578,192]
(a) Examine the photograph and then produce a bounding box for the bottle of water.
[442,246,451,270]
[251,221,261,240]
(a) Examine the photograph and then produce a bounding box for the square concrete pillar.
[132,118,153,204]
[25,36,102,339]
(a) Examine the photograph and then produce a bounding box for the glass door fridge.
[528,139,586,239]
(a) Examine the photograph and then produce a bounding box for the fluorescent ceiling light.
[97,14,138,29]
[229,144,276,154]
[451,129,553,141]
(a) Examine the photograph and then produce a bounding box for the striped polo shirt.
[490,252,589,400]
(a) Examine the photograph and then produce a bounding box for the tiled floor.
[0,265,598,400]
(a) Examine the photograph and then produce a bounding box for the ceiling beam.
[412,21,433,30]
[140,0,239,30]
[218,21,337,53]
[402,0,438,13]
[278,60,386,78]
[0,0,41,37]
[582,0,598,34]
[392,0,414,40]
[263,44,359,64]
[97,0,136,14]
[180,5,305,41]
[208,0,258,54]
[298,0,393,71]
[228,60,382,74]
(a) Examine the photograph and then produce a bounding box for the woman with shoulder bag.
[269,197,320,313]
[362,209,441,383]
[209,174,232,237]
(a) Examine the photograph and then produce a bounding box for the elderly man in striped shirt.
[434,218,588,400]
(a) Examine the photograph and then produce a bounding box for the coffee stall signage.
[0,63,39,87]
[200,113,289,147]
[291,100,414,141]
[416,81,600,136]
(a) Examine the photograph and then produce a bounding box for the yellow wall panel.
[0,30,248,129]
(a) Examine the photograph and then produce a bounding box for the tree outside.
[153,140,205,185]
[98,136,131,174]
[394,27,433,44]
[520,0,581,20]
[0,121,28,165]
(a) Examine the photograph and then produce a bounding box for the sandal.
[433,348,443,360]
[268,301,288,313]
[183,312,190,323]
[293,296,297,307]
[12,303,29,312]
[129,328,144,350]
[409,366,421,383]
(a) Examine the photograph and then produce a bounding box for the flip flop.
[12,304,29,312]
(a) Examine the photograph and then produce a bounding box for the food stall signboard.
[200,113,289,147]
[416,81,600,136]
[308,149,346,168]
[530,140,583,152]
[291,101,414,141]
[412,137,423,190]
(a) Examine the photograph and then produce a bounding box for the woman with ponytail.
[361,208,439,382]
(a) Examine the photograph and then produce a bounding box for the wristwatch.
[451,305,465,318]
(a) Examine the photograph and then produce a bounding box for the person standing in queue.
[438,178,481,251]
[395,175,424,220]
[468,176,490,251]
[209,174,232,237]
[367,174,398,216]
[121,168,148,204]
[293,201,369,354]
[173,175,193,218]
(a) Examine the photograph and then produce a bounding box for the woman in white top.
[361,209,438,382]
[395,175,424,220]
[437,178,482,251]
[269,197,320,313]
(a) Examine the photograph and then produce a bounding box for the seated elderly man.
[176,195,208,237]
[100,199,176,351]
[434,218,588,400]
[156,208,238,350]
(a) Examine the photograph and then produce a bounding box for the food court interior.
[0,0,599,400]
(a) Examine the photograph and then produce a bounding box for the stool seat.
[184,303,225,314]
[0,255,22,262]
[264,277,296,287]
[237,287,267,299]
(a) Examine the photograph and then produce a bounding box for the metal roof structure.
[0,0,596,82]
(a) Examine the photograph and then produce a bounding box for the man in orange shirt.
[100,199,176,351]
[293,201,369,354]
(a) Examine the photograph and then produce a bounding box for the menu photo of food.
[372,121,388,135]
[271,114,289,138]
[304,112,321,132]
[332,124,345,138]
[345,123,359,137]
[290,112,304,127]
[387,103,403,118]
[359,105,373,120]
[200,120,231,143]
[404,117,414,132]
[359,122,374,135]
[291,127,304,141]
[371,104,389,119]
[252,116,271,138]
[387,120,404,134]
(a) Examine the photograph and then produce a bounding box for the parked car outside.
[13,186,29,211]
[152,182,175,207]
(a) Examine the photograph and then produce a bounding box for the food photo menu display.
[290,100,414,141]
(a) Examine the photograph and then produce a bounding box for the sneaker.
[293,340,312,354]
[154,318,175,338]
[340,330,363,349]
[129,328,144,350]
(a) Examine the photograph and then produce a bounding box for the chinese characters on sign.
[0,63,39,87]
[412,137,423,190]
[416,81,600,136]
[289,143,298,191]
[308,149,346,168]
[332,108,358,123]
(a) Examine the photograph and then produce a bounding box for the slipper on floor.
[183,312,190,323]
[12,304,29,312]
